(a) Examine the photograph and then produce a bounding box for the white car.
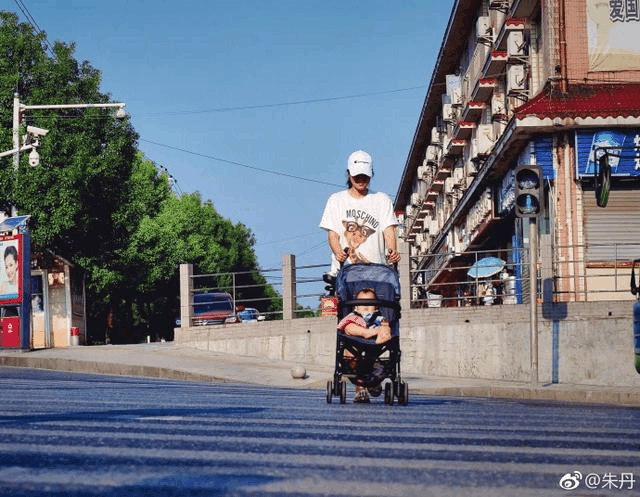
[237,307,264,323]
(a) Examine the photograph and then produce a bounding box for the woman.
[319,150,400,278]
[0,245,19,296]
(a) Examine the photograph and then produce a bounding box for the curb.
[3,354,640,407]
[0,355,234,385]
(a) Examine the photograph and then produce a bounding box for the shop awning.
[515,83,640,120]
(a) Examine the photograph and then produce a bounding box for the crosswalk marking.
[1,368,640,496]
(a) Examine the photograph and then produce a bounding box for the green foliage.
[0,11,283,342]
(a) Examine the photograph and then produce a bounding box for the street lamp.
[2,93,126,216]
[11,92,127,170]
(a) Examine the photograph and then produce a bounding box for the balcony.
[483,50,507,79]
[461,101,486,122]
[435,158,452,180]
[426,188,440,200]
[453,121,476,140]
[489,0,510,12]
[446,139,467,156]
[431,177,446,190]
[510,0,539,18]
[471,78,497,102]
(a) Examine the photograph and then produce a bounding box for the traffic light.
[514,165,542,218]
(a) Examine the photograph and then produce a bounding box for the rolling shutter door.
[584,190,640,260]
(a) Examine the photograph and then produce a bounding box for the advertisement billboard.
[0,235,22,305]
[587,0,640,71]
[575,129,640,178]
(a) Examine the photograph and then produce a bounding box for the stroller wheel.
[398,381,409,406]
[339,381,347,404]
[384,381,394,405]
[326,381,333,404]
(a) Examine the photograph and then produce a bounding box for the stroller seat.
[326,263,408,405]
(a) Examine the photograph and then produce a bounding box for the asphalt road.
[1,368,640,497]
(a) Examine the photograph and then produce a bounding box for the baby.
[337,287,391,344]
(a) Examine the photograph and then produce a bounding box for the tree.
[0,11,148,342]
[0,11,282,342]
[123,192,282,338]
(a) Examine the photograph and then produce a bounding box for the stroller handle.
[340,248,399,271]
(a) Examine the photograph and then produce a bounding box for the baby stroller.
[326,263,408,405]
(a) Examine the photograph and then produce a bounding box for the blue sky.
[10,0,452,307]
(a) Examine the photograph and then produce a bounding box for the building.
[395,0,640,308]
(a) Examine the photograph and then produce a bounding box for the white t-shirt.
[319,189,398,275]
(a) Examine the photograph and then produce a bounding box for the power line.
[256,231,324,247]
[139,86,426,117]
[296,240,327,258]
[13,0,55,58]
[140,138,342,187]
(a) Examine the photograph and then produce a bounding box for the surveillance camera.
[28,148,40,167]
[27,126,49,137]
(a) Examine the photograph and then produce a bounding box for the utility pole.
[12,93,20,171]
[529,217,538,385]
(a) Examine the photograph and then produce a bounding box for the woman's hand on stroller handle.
[386,248,400,264]
[336,247,349,266]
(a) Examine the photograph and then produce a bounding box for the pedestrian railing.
[179,241,640,325]
[179,257,332,325]
[409,242,639,309]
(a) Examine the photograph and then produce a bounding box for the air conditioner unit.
[431,126,441,145]
[507,30,527,57]
[445,74,460,97]
[450,85,463,106]
[443,103,455,122]
[414,176,427,197]
[476,16,491,41]
[476,124,495,154]
[491,91,506,115]
[452,165,465,185]
[426,144,440,164]
[406,204,414,217]
[411,192,422,206]
[417,164,429,181]
[507,64,527,93]
[446,231,454,248]
[444,177,455,195]
[442,134,451,152]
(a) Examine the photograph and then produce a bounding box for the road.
[1,368,640,496]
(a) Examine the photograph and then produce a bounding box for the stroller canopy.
[336,264,401,321]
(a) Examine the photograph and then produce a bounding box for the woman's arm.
[327,231,348,262]
[384,225,400,263]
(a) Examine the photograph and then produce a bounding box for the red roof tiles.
[515,83,640,120]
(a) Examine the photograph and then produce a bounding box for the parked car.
[175,292,235,326]
[237,307,264,323]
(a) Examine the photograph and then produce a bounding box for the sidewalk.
[1,342,640,406]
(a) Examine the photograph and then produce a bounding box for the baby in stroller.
[326,263,408,405]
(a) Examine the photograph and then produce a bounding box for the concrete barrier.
[175,300,640,388]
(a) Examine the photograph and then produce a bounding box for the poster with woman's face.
[0,235,22,305]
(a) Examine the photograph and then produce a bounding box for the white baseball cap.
[347,150,373,177]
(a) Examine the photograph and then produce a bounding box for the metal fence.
[187,261,331,321]
[182,242,640,322]
[409,242,640,309]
